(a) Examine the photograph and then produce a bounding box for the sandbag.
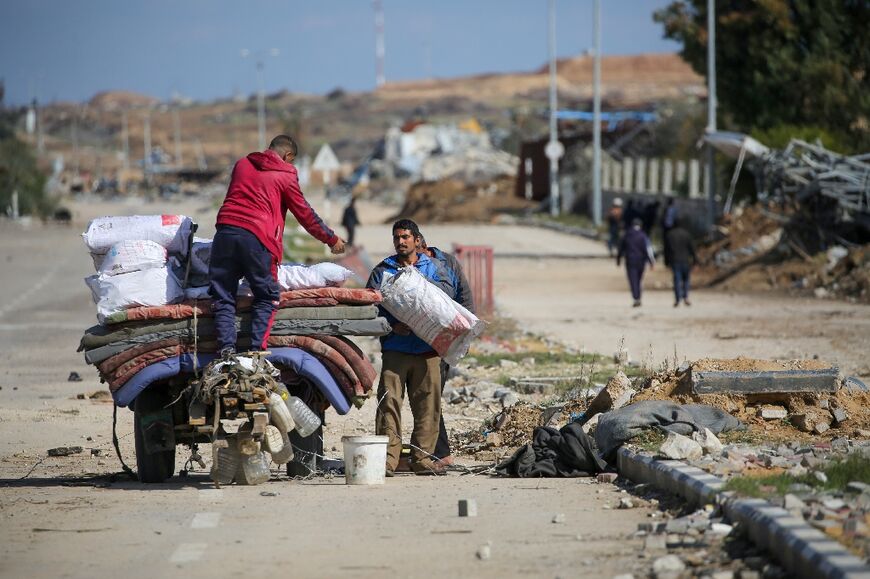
[378,266,484,365]
[97,240,167,276]
[83,214,193,255]
[85,267,183,324]
[275,262,355,290]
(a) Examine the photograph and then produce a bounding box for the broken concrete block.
[692,428,723,455]
[597,472,618,484]
[458,499,478,517]
[791,409,832,433]
[581,413,601,434]
[618,498,635,509]
[692,367,839,394]
[659,432,703,461]
[831,407,848,425]
[585,371,634,419]
[784,494,806,510]
[500,393,519,408]
[498,359,518,369]
[757,405,788,420]
[644,534,667,552]
[47,446,83,457]
[652,555,686,574]
[484,432,502,447]
[814,421,831,435]
[475,544,491,560]
[552,513,566,524]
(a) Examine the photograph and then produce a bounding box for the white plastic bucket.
[342,435,389,485]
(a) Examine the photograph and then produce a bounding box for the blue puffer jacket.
[366,253,454,354]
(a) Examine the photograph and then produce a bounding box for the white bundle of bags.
[86,267,183,324]
[83,214,193,256]
[378,266,485,365]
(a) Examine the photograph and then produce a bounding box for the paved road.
[0,203,651,579]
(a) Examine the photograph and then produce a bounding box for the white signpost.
[312,143,341,222]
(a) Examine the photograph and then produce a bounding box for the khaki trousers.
[376,351,442,470]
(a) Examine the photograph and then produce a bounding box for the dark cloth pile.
[495,423,608,478]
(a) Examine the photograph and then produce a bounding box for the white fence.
[603,158,705,198]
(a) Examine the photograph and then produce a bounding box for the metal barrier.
[452,244,494,318]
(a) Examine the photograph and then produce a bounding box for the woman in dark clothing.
[617,218,655,307]
[341,197,359,246]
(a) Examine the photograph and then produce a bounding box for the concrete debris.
[692,428,724,455]
[756,405,788,420]
[659,432,704,461]
[585,371,635,419]
[597,472,619,484]
[67,371,82,382]
[458,499,478,517]
[618,498,635,509]
[552,513,566,524]
[475,544,491,561]
[652,554,686,574]
[47,446,83,457]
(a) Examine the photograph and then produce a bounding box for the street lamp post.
[546,0,563,217]
[706,0,717,228]
[241,48,280,150]
[592,0,602,226]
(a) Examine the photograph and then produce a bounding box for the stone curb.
[617,447,870,579]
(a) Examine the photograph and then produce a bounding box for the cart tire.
[133,388,176,483]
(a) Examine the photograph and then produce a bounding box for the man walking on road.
[209,135,345,356]
[665,218,696,307]
[607,198,624,257]
[617,218,655,307]
[419,234,475,467]
[366,219,454,476]
[340,196,359,246]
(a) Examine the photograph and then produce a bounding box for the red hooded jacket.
[216,150,337,261]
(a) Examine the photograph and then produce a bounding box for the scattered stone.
[847,481,870,493]
[597,472,619,484]
[498,359,518,369]
[585,371,635,418]
[90,449,101,457]
[783,494,806,511]
[618,498,635,509]
[814,471,829,484]
[476,544,491,560]
[757,405,788,420]
[659,432,703,461]
[787,465,808,478]
[67,371,82,382]
[814,421,831,435]
[692,428,724,455]
[665,518,690,534]
[709,522,733,536]
[711,572,734,579]
[831,407,849,425]
[458,499,478,517]
[801,455,823,469]
[738,571,761,579]
[581,413,601,434]
[791,410,832,434]
[259,491,277,497]
[644,534,667,552]
[652,554,686,574]
[552,513,566,524]
[484,432,502,447]
[500,392,519,408]
[821,498,846,510]
[613,575,635,579]
[520,356,536,367]
[47,446,83,457]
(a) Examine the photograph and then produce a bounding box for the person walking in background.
[665,217,696,307]
[607,198,624,257]
[661,197,679,267]
[418,234,475,467]
[209,135,345,356]
[341,196,359,246]
[617,218,655,307]
[641,199,660,236]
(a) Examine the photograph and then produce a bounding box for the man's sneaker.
[219,347,236,361]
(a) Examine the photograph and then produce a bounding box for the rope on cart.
[112,404,136,479]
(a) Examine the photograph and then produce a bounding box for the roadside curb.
[517,218,601,241]
[617,447,870,579]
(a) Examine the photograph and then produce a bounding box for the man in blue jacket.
[366,219,454,476]
[617,218,655,307]
[419,235,475,467]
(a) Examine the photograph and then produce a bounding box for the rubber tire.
[133,388,176,483]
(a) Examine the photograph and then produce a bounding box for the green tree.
[0,110,50,216]
[654,0,870,150]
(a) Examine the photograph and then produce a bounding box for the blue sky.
[1,0,679,105]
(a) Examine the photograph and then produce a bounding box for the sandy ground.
[1,195,868,578]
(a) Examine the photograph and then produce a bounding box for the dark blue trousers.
[208,225,280,352]
[626,262,646,301]
[672,262,691,301]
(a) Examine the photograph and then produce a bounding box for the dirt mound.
[392,176,534,223]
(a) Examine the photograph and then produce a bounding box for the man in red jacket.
[209,135,345,356]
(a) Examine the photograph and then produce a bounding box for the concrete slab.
[691,368,840,394]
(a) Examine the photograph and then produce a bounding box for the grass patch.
[283,229,329,264]
[469,350,601,367]
[633,430,668,452]
[725,454,870,498]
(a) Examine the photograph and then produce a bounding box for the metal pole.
[548,0,560,217]
[143,110,152,178]
[592,0,602,226]
[256,60,266,150]
[374,0,386,87]
[173,107,183,167]
[121,109,130,171]
[705,0,717,227]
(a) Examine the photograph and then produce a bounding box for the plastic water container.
[236,451,271,485]
[342,435,389,485]
[269,430,295,464]
[287,396,321,437]
[269,392,295,434]
[211,440,240,484]
[262,425,284,454]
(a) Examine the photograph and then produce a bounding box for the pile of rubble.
[696,204,870,303]
[391,176,534,223]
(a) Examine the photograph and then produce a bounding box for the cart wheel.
[133,388,176,483]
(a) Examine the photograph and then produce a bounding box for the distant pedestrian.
[661,197,678,267]
[341,196,359,246]
[607,198,624,257]
[617,218,655,307]
[622,199,639,230]
[665,217,696,307]
[641,199,660,236]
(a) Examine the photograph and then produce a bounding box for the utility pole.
[242,48,279,151]
[143,110,152,178]
[591,0,602,226]
[72,109,80,177]
[546,0,564,217]
[374,0,386,87]
[172,107,183,167]
[121,109,130,171]
[705,0,717,228]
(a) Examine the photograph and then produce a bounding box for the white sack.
[83,215,193,255]
[97,240,167,276]
[378,266,485,365]
[85,267,183,324]
[276,262,354,290]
